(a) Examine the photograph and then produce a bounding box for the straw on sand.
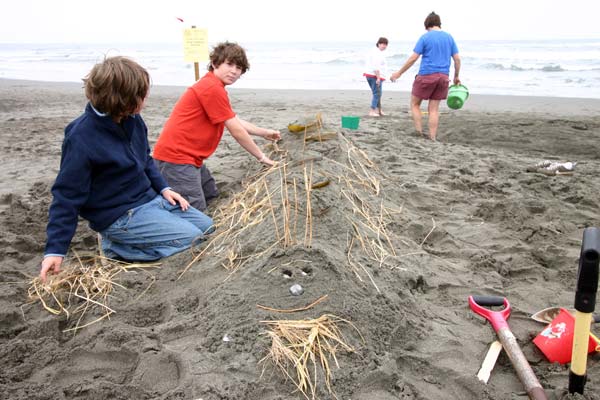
[179,159,317,278]
[260,314,362,400]
[179,120,420,292]
[28,254,159,332]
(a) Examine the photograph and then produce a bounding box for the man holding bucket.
[391,12,461,141]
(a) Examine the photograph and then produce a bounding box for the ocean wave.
[564,78,586,84]
[3,40,599,98]
[482,63,525,71]
[541,64,565,72]
[324,59,353,65]
[481,63,566,72]
[387,53,409,60]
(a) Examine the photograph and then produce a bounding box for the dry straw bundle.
[333,135,409,291]
[179,159,319,278]
[260,314,362,400]
[179,121,417,287]
[28,254,159,332]
[178,113,343,279]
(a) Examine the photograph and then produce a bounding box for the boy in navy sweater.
[41,56,213,282]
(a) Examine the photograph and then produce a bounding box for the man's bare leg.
[427,99,441,140]
[411,95,423,134]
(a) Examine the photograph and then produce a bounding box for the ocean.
[1,39,599,99]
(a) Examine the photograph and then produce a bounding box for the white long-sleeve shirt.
[364,47,387,80]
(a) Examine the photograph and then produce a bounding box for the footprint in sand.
[50,349,139,385]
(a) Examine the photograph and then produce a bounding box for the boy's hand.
[390,71,402,82]
[162,189,190,211]
[261,156,277,167]
[40,256,63,283]
[263,129,281,141]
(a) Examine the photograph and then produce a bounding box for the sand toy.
[288,112,323,133]
[531,307,600,324]
[526,160,576,176]
[569,227,600,395]
[469,295,547,400]
[533,307,599,364]
[447,84,469,110]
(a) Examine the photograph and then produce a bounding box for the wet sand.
[1,78,600,400]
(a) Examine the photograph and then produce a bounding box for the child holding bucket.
[390,12,461,141]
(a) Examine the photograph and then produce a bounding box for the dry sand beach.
[1,78,600,400]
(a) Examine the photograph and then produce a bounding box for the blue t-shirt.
[414,30,459,76]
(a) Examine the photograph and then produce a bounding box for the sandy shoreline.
[4,77,600,115]
[1,78,600,399]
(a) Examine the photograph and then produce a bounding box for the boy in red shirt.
[153,42,281,211]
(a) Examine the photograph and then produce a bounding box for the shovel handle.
[570,227,600,395]
[497,327,547,400]
[469,295,511,332]
[574,227,599,313]
[471,295,505,306]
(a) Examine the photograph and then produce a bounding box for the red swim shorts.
[411,73,450,100]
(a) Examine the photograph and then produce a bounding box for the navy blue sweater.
[45,103,168,256]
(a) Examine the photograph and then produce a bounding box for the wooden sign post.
[183,26,209,81]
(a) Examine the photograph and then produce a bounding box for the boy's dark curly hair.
[208,42,250,74]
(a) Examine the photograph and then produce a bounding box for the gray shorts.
[154,160,218,212]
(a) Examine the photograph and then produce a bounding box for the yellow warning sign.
[183,28,208,62]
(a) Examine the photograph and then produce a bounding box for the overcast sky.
[1,0,599,44]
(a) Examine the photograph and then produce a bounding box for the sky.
[1,0,599,44]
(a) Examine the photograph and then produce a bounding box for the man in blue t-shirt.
[391,12,461,141]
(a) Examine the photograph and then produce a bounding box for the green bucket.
[341,115,360,130]
[447,84,469,110]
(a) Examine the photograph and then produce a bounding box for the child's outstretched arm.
[238,118,281,141]
[225,117,277,166]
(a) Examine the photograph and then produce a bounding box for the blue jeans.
[100,195,214,261]
[366,76,382,109]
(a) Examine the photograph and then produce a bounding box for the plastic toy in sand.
[526,160,577,176]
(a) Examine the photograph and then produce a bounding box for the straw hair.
[260,314,363,400]
[28,254,159,333]
[178,152,327,279]
[179,118,423,292]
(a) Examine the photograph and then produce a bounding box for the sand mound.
[1,80,600,399]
